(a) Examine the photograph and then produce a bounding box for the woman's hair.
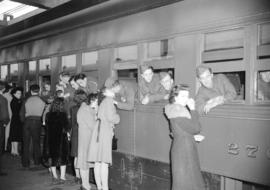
[73,89,87,105]
[11,87,23,96]
[169,84,189,104]
[86,93,98,105]
[74,73,86,81]
[50,97,65,112]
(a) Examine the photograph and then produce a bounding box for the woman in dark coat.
[164,84,205,190]
[9,87,23,156]
[46,97,70,182]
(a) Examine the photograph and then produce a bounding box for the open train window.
[82,51,98,66]
[117,69,138,82]
[214,71,245,101]
[145,39,173,60]
[256,70,270,101]
[115,45,138,62]
[0,65,8,80]
[61,54,76,72]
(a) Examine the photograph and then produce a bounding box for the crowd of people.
[0,65,238,190]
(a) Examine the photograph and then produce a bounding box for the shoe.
[0,171,7,176]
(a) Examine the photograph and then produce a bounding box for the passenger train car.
[0,0,270,189]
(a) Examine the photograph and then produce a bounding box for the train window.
[29,60,37,72]
[115,45,138,62]
[214,71,245,100]
[117,69,138,82]
[203,29,244,63]
[39,58,51,71]
[145,39,173,60]
[10,63,19,84]
[0,65,8,80]
[61,54,76,71]
[259,23,270,45]
[82,51,98,65]
[256,70,270,101]
[258,23,270,59]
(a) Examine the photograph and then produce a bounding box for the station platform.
[0,153,97,190]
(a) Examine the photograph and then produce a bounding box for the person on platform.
[104,76,136,110]
[88,81,120,190]
[9,87,23,156]
[46,97,70,183]
[138,65,164,105]
[76,93,98,190]
[195,65,237,115]
[70,90,87,184]
[165,84,206,190]
[0,81,10,176]
[20,84,46,168]
[74,73,98,95]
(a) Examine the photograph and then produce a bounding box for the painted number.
[228,143,239,155]
[246,145,258,158]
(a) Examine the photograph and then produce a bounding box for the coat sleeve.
[195,89,207,115]
[117,87,135,110]
[171,111,201,135]
[105,101,120,124]
[219,74,237,102]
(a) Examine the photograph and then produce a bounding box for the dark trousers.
[22,117,42,167]
[0,126,5,171]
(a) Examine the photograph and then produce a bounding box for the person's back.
[25,96,46,118]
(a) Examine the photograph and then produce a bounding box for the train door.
[24,60,38,93]
[9,63,19,87]
[38,58,52,95]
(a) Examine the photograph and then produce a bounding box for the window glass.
[205,29,244,51]
[82,51,98,65]
[39,58,51,71]
[10,63,18,75]
[257,70,270,101]
[215,71,245,100]
[0,65,8,80]
[115,45,138,62]
[259,23,270,45]
[61,54,76,71]
[29,60,36,72]
[147,39,173,59]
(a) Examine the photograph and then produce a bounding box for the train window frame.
[82,51,98,66]
[0,64,8,80]
[143,38,174,61]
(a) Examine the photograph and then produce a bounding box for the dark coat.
[0,94,10,127]
[9,97,23,142]
[165,104,205,190]
[70,105,80,157]
[46,112,70,166]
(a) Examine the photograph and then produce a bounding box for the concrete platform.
[0,153,97,190]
